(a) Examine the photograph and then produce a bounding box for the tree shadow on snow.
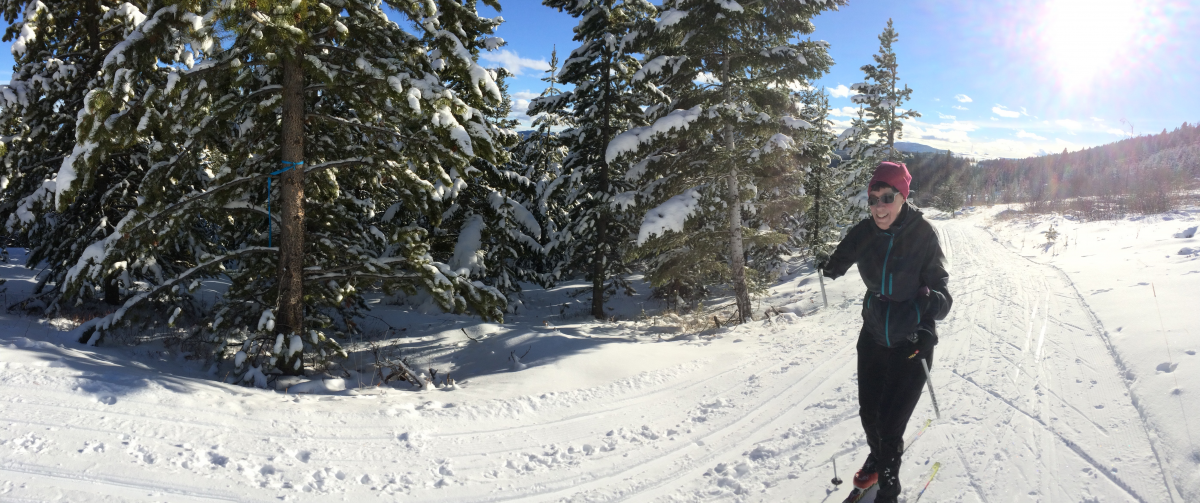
[345,306,641,386]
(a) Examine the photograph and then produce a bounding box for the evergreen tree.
[57,0,511,379]
[851,18,919,161]
[832,107,880,218]
[541,0,657,319]
[795,88,842,261]
[609,0,841,322]
[509,49,573,295]
[0,1,148,313]
[431,62,541,306]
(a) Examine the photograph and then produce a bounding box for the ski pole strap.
[267,161,304,247]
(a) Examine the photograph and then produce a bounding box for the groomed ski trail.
[0,212,1178,502]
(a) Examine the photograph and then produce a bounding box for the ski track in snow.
[0,209,1186,502]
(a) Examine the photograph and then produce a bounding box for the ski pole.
[830,455,842,486]
[921,358,941,419]
[816,260,828,308]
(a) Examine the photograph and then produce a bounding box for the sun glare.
[1038,0,1147,90]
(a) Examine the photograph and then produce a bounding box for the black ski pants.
[857,328,932,500]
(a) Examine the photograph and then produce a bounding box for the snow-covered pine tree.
[738,90,817,290]
[607,0,842,322]
[431,61,543,306]
[58,0,511,379]
[796,88,878,263]
[851,18,919,161]
[541,0,658,319]
[794,88,841,261]
[506,49,574,296]
[0,1,149,313]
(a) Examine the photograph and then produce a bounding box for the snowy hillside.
[1,204,1197,502]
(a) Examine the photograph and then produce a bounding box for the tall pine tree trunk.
[886,67,897,160]
[810,169,822,258]
[277,49,306,375]
[103,271,121,305]
[592,46,613,320]
[91,0,117,306]
[85,2,101,55]
[726,127,751,323]
[723,56,752,323]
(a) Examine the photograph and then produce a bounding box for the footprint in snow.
[208,451,229,467]
[1156,362,1179,373]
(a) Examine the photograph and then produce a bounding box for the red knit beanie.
[868,161,911,199]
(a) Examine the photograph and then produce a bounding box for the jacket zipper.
[881,232,895,342]
[885,303,891,346]
[881,233,895,295]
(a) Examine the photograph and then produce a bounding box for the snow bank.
[275,377,347,394]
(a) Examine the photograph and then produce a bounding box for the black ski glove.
[907,327,937,360]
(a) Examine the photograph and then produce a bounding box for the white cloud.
[479,49,551,76]
[829,84,855,98]
[1055,119,1082,129]
[829,118,855,131]
[937,112,956,120]
[992,105,1020,118]
[991,117,999,121]
[508,90,541,118]
[902,118,978,145]
[1090,116,1105,123]
[952,105,968,111]
[828,106,860,117]
[1054,138,1079,151]
[1106,128,1133,136]
[1016,130,1046,140]
[955,94,973,103]
[968,139,1052,159]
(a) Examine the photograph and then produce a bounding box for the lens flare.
[1036,0,1152,90]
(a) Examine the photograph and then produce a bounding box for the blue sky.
[2,0,1194,159]
[478,0,1200,159]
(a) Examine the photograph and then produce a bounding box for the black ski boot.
[874,452,903,503]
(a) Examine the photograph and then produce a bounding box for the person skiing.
[818,161,952,503]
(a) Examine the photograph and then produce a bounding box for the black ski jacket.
[823,204,952,348]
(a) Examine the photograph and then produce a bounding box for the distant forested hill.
[971,122,1200,203]
[902,122,1200,214]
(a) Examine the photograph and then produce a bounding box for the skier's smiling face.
[868,187,904,230]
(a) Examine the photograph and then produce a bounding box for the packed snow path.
[0,210,1189,502]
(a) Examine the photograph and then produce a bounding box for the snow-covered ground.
[1,203,1197,502]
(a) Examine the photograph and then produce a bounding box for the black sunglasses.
[868,192,897,207]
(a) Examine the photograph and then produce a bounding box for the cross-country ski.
[913,462,942,502]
